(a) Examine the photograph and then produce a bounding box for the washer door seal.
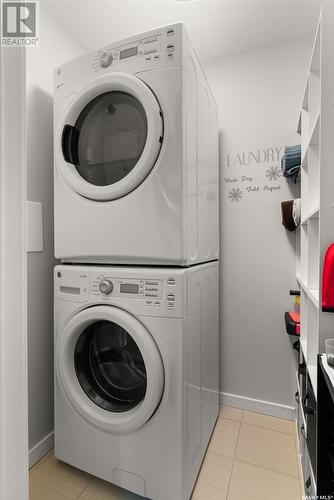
[56,305,164,433]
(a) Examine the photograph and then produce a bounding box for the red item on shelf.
[285,311,300,336]
[322,243,334,312]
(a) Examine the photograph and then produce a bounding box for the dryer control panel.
[54,23,183,101]
[91,24,179,72]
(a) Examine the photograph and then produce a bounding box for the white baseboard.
[220,392,296,420]
[29,431,54,468]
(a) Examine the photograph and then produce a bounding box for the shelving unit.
[295,6,334,495]
[296,4,334,400]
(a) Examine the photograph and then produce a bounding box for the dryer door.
[55,73,163,201]
[56,305,164,433]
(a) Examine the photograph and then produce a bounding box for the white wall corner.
[220,392,296,420]
[26,201,43,252]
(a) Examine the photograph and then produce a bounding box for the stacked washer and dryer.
[53,23,219,500]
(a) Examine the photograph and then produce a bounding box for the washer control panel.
[92,275,163,300]
[89,271,178,311]
[55,267,182,315]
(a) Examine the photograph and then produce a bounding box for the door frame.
[0,46,29,500]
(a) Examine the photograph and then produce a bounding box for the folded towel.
[292,199,301,227]
[281,145,301,182]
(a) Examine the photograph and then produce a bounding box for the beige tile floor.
[29,407,303,500]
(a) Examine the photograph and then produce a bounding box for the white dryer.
[54,23,219,265]
[54,262,219,500]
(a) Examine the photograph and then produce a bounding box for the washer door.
[55,73,163,201]
[56,305,164,433]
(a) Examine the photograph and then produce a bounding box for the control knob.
[100,52,113,68]
[99,279,113,295]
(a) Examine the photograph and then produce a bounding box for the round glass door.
[74,319,147,412]
[56,305,164,433]
[73,92,148,187]
[56,73,163,201]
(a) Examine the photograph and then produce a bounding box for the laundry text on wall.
[226,147,282,168]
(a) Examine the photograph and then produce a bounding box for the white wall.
[26,4,84,463]
[204,38,312,415]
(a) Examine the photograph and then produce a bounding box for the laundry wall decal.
[224,145,285,204]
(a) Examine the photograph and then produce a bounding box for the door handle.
[62,124,79,164]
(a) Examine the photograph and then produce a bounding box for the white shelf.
[300,225,308,283]
[297,277,319,308]
[307,301,319,390]
[300,337,308,364]
[309,288,319,307]
[295,371,308,438]
[300,113,319,175]
[307,218,320,290]
[300,155,308,222]
[301,139,308,168]
[300,288,308,365]
[296,227,301,279]
[308,364,317,399]
[301,207,319,226]
[309,113,320,146]
[308,140,320,215]
[321,354,334,394]
[309,15,321,73]
[295,371,300,393]
[301,106,309,162]
[309,76,320,132]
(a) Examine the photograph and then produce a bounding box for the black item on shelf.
[298,360,306,376]
[281,200,296,231]
[290,290,301,296]
[304,377,317,475]
[293,340,300,352]
[317,356,334,497]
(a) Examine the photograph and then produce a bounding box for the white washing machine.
[54,262,219,500]
[54,23,219,265]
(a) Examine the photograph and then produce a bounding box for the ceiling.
[44,0,321,63]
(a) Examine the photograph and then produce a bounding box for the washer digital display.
[120,283,139,294]
[120,46,138,60]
